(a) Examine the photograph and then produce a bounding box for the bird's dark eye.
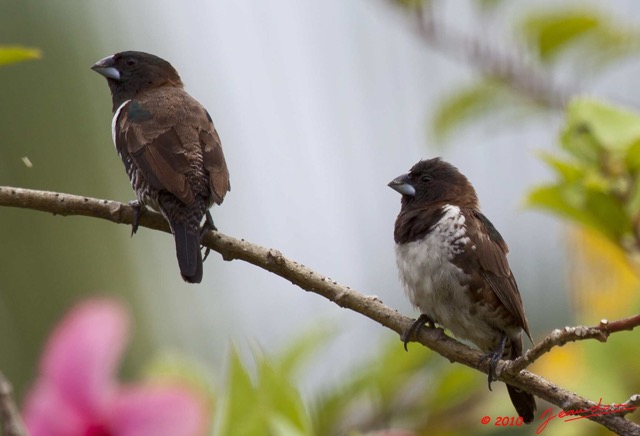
[125,58,138,67]
[421,175,432,183]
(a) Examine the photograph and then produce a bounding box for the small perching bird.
[389,158,536,423]
[92,51,230,283]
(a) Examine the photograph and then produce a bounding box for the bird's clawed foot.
[201,211,217,262]
[479,334,508,391]
[204,211,217,232]
[401,314,436,352]
[128,200,144,237]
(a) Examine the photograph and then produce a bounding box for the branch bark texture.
[1,186,639,435]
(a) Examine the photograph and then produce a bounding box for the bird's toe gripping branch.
[402,313,437,352]
[478,334,508,391]
[201,211,217,262]
[128,200,144,237]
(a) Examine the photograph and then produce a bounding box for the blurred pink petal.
[23,379,88,436]
[41,299,128,417]
[110,385,206,436]
[23,297,207,436]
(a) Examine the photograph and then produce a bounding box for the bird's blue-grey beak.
[91,55,120,80]
[388,173,415,196]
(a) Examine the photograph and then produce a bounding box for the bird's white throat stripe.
[111,100,131,147]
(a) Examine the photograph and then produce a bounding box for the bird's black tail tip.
[172,222,203,284]
[507,384,536,424]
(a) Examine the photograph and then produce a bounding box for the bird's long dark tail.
[506,338,536,424]
[507,384,536,424]
[172,221,203,284]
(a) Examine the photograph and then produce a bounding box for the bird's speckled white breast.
[395,204,496,349]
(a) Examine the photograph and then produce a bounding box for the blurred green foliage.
[528,98,640,251]
[311,337,485,436]
[213,328,490,436]
[396,0,430,9]
[525,98,640,432]
[217,329,327,436]
[431,81,535,144]
[429,4,640,142]
[520,8,640,67]
[220,348,311,435]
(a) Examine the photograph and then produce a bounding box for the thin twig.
[0,370,27,436]
[605,314,640,333]
[507,314,640,373]
[614,394,640,418]
[1,186,639,434]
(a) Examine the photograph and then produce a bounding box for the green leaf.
[564,98,640,152]
[267,416,309,436]
[529,98,640,247]
[0,45,41,67]
[219,345,313,436]
[624,140,640,172]
[273,324,335,377]
[431,81,508,143]
[257,358,313,434]
[582,189,632,240]
[519,8,640,70]
[527,184,630,243]
[527,184,586,225]
[538,152,585,182]
[520,10,600,61]
[626,173,640,218]
[218,347,264,436]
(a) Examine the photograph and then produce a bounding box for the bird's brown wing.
[201,111,230,204]
[114,89,229,206]
[468,210,531,339]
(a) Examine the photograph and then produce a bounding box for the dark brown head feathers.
[390,157,479,210]
[92,51,184,111]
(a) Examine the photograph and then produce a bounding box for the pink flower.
[23,299,206,436]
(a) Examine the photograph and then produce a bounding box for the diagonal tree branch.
[1,186,639,434]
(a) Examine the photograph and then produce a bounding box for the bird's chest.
[395,207,476,331]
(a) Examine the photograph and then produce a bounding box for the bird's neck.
[108,79,183,112]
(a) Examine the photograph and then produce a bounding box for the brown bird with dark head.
[92,51,230,283]
[388,158,536,423]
